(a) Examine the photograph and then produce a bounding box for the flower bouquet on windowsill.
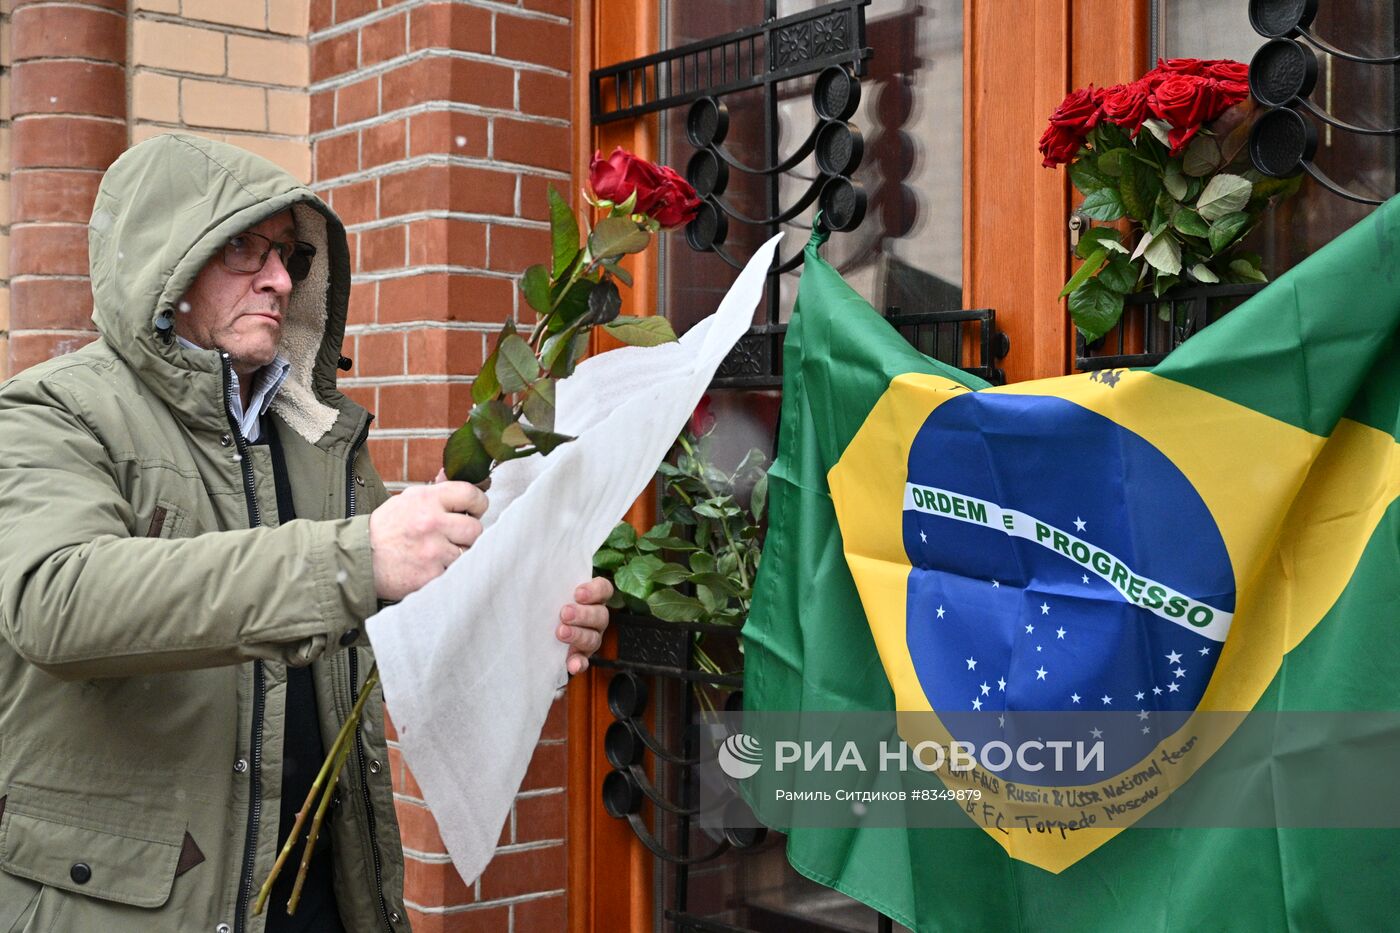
[1040,58,1302,342]
[255,147,700,917]
[592,397,767,703]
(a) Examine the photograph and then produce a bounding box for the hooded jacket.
[0,135,408,932]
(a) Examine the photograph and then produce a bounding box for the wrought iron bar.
[591,0,872,124]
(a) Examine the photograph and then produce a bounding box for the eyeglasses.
[221,232,317,283]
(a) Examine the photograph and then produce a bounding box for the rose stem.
[287,664,380,915]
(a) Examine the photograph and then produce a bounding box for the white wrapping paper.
[366,234,781,883]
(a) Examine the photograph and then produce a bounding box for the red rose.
[1203,59,1249,83]
[588,147,701,229]
[1148,74,1217,153]
[1155,57,1207,76]
[644,163,703,228]
[1038,86,1102,167]
[1046,86,1104,135]
[1101,80,1151,134]
[1209,77,1251,110]
[1038,123,1084,167]
[689,394,715,436]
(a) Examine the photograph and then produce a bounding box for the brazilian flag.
[742,203,1400,930]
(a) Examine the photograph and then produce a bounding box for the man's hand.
[369,482,488,601]
[558,577,614,675]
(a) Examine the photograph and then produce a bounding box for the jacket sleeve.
[0,375,380,681]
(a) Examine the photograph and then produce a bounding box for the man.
[0,134,611,931]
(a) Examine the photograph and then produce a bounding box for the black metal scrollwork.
[683,65,867,273]
[1247,0,1400,204]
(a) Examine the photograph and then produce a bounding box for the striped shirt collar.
[176,336,291,443]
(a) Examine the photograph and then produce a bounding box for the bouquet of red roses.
[1040,58,1300,342]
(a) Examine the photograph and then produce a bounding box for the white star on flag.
[1168,682,1180,693]
[980,682,991,696]
[920,530,927,543]
[997,678,1006,691]
[1041,603,1050,615]
[1135,691,1145,701]
[1173,667,1187,679]
[1036,645,1043,652]
[1056,627,1066,639]
[998,715,1006,727]
[1142,726,1151,734]
[936,606,946,619]
[1091,727,1103,739]
[1153,686,1163,695]
[966,657,977,670]
[1166,650,1182,664]
[1071,693,1081,704]
[1074,516,1087,531]
[1081,574,1090,584]
[1025,623,1034,634]
[1199,646,1211,655]
[972,697,983,710]
[992,580,1000,588]
[1036,667,1047,680]
[1101,695,1112,705]
[1137,710,1149,721]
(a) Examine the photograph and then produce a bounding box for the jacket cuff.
[319,515,377,649]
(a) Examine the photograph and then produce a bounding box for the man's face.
[176,210,296,377]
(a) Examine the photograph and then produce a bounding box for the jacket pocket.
[0,785,183,909]
[143,500,186,540]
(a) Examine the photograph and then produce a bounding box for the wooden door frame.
[568,1,1148,929]
[568,1,660,931]
[964,0,1147,383]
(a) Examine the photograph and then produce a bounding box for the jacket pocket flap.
[0,789,182,909]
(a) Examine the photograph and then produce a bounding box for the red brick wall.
[5,0,127,376]
[309,1,575,929]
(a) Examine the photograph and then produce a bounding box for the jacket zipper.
[345,418,395,931]
[224,353,265,933]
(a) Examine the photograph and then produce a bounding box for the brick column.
[309,1,573,928]
[7,0,126,374]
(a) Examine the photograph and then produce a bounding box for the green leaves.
[1075,227,1127,260]
[1079,187,1126,222]
[1055,124,1299,347]
[615,555,664,600]
[588,216,651,261]
[522,379,555,431]
[547,187,579,278]
[1069,158,1111,195]
[1059,249,1107,299]
[585,278,622,326]
[495,333,540,393]
[591,429,768,630]
[1171,209,1210,240]
[1163,164,1189,201]
[1229,257,1268,283]
[1097,258,1138,294]
[1118,156,1161,222]
[1183,135,1223,178]
[1196,173,1253,222]
[1208,211,1251,254]
[443,422,492,483]
[1188,263,1220,284]
[646,589,706,622]
[1068,280,1125,343]
[522,264,551,316]
[1143,230,1183,276]
[604,315,678,347]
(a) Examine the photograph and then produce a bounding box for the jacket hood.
[88,133,356,445]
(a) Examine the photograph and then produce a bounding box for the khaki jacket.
[0,135,408,932]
